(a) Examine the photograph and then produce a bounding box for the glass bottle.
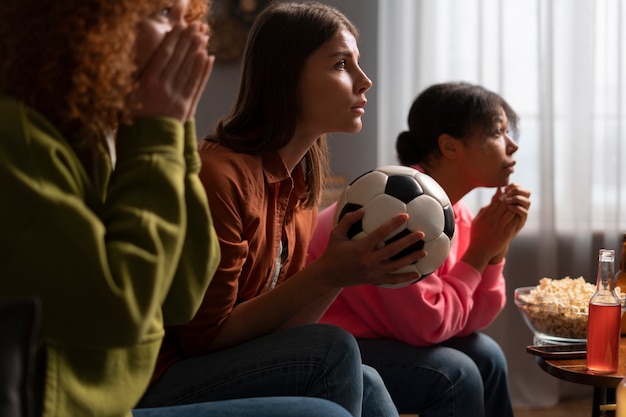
[614,234,626,335]
[587,249,621,374]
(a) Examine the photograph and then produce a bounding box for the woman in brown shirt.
[141,3,426,417]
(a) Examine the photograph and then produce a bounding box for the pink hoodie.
[307,197,507,346]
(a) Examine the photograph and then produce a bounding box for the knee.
[305,323,359,351]
[362,364,386,388]
[472,334,509,373]
[448,354,483,387]
[300,324,361,366]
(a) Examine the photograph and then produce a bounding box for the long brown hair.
[210,1,358,208]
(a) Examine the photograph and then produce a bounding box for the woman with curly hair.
[0,1,355,417]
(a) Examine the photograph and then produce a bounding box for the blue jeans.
[357,333,514,417]
[133,397,353,417]
[137,324,398,417]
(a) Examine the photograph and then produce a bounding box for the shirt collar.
[262,150,291,184]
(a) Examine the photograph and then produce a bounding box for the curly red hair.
[0,0,209,143]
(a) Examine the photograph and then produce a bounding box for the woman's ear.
[438,133,459,159]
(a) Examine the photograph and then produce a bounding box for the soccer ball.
[333,165,455,288]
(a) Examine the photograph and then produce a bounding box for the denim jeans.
[137,324,398,417]
[357,332,514,417]
[133,397,353,417]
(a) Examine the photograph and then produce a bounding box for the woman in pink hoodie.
[308,82,531,417]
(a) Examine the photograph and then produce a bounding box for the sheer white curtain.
[378,0,626,407]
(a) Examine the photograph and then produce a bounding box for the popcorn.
[516,276,601,340]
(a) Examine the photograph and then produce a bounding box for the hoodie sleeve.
[309,201,507,346]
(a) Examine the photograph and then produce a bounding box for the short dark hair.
[396,82,519,166]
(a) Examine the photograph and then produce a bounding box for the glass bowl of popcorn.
[514,277,596,345]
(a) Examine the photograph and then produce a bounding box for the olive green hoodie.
[0,94,219,417]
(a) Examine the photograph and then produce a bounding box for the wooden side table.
[530,338,626,417]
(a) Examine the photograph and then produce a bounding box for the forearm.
[460,246,490,273]
[162,120,220,325]
[6,116,191,346]
[207,262,341,351]
[458,262,507,334]
[89,117,189,341]
[281,292,341,328]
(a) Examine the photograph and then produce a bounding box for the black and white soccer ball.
[333,165,455,288]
